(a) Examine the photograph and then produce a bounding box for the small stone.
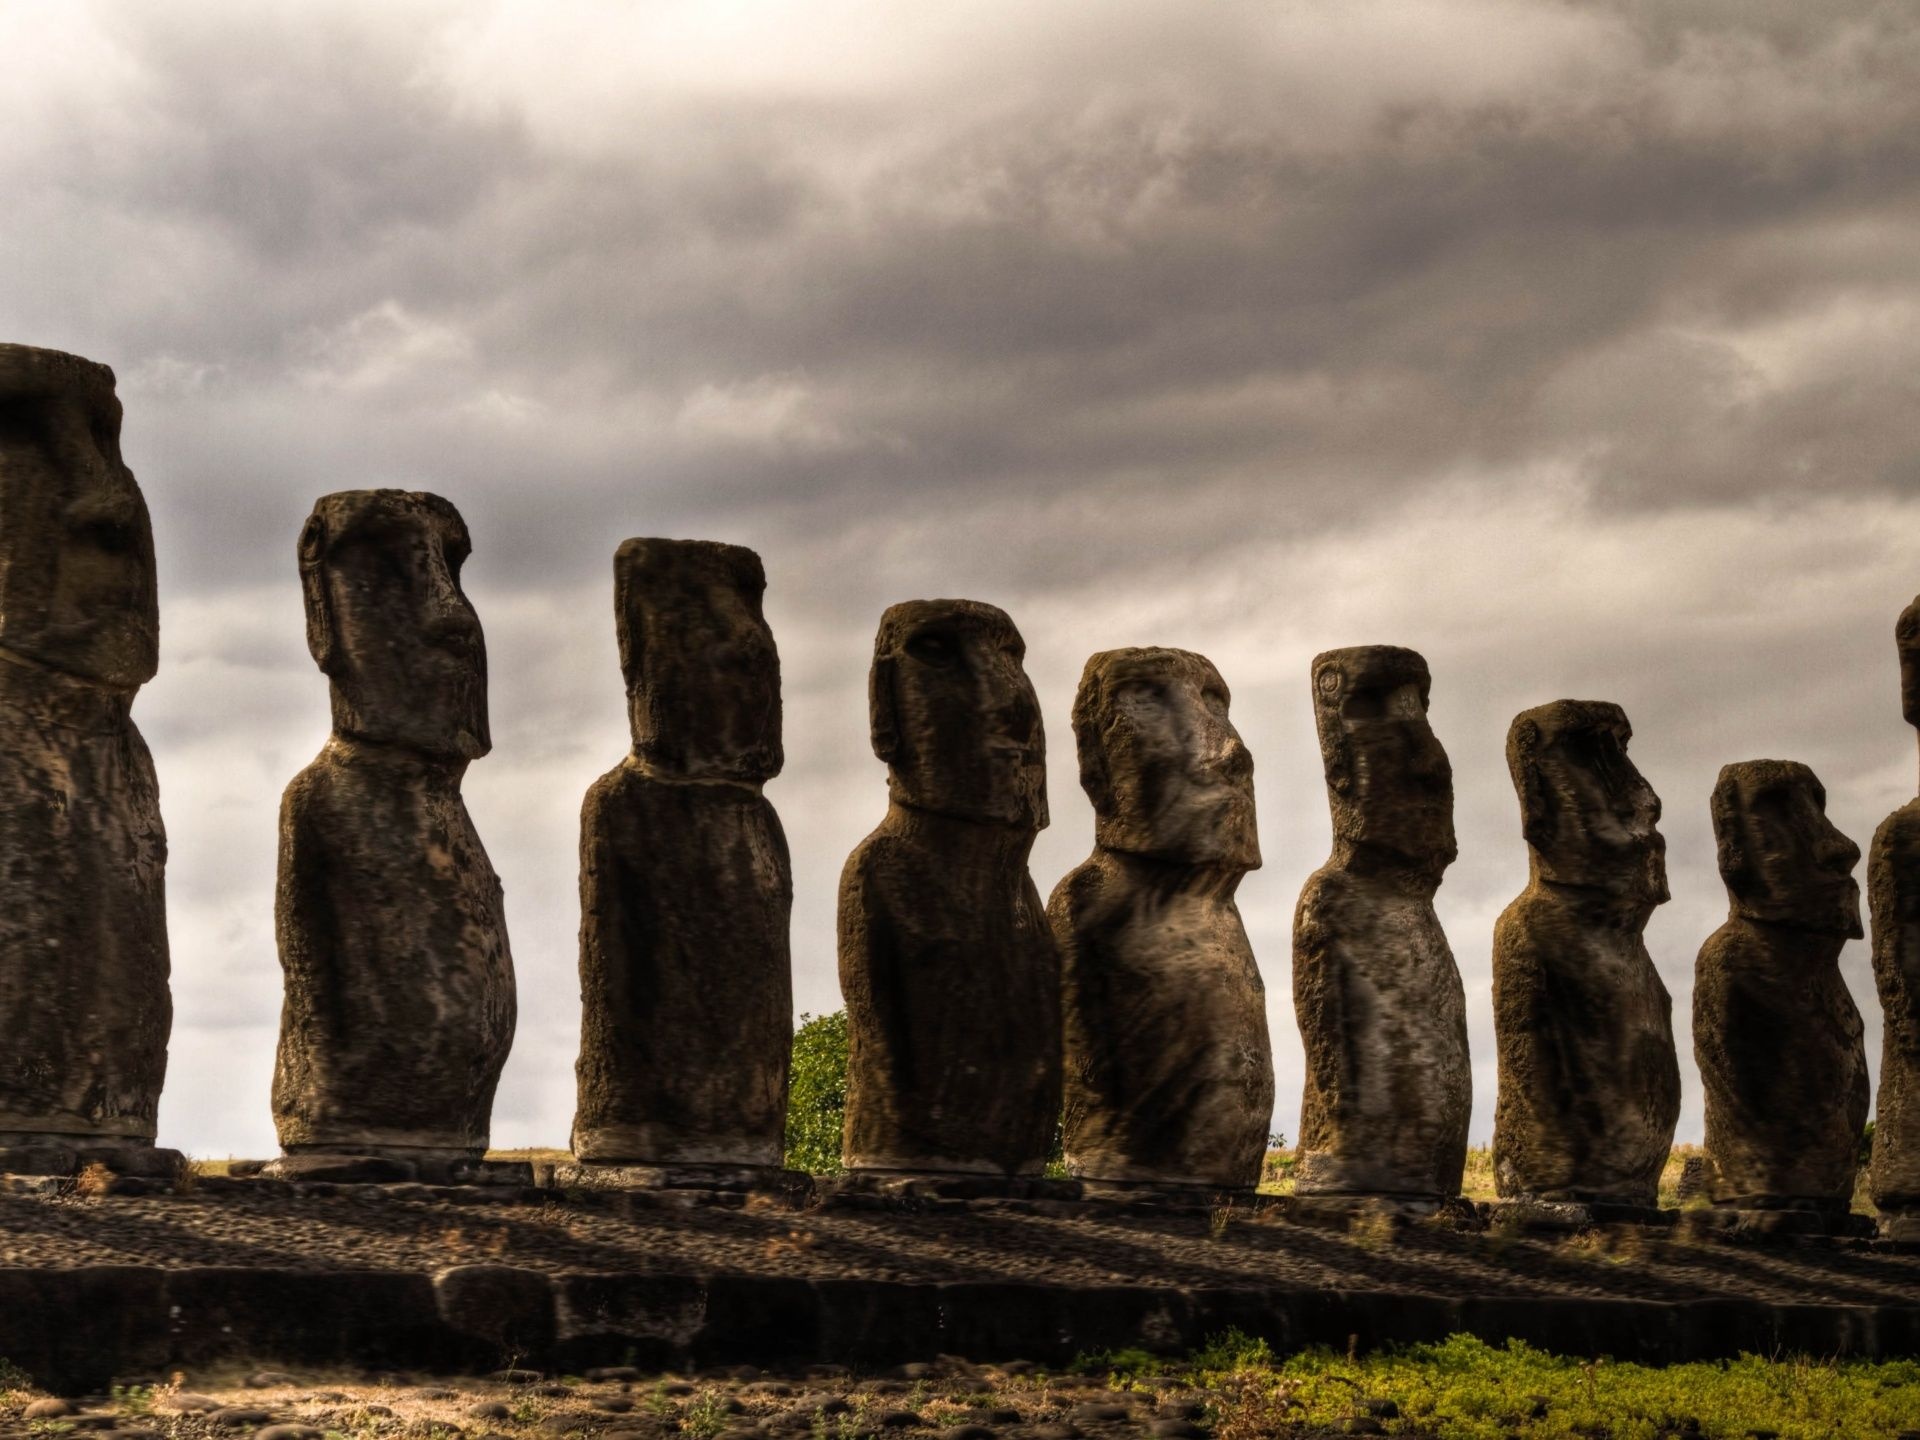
[542,1416,593,1436]
[357,1405,395,1418]
[1031,1427,1081,1440]
[589,1366,643,1382]
[596,1395,636,1412]
[1150,1423,1204,1440]
[163,1393,223,1414]
[415,1387,458,1399]
[1366,1400,1401,1419]
[989,1410,1022,1425]
[493,1368,544,1384]
[746,1381,795,1397]
[69,1420,120,1433]
[945,1429,996,1440]
[535,1383,575,1397]
[209,1411,275,1430]
[895,1363,936,1381]
[23,1400,73,1419]
[1073,1402,1131,1422]
[245,1372,299,1389]
[1158,1402,1206,1421]
[254,1428,322,1440]
[659,1381,697,1397]
[468,1402,513,1420]
[877,1410,920,1429]
[818,1398,853,1415]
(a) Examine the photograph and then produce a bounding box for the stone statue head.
[1072,647,1258,868]
[614,537,781,783]
[1710,759,1861,938]
[1898,594,1920,731]
[1507,699,1667,903]
[869,598,1046,828]
[0,344,158,690]
[298,489,489,760]
[1310,645,1456,873]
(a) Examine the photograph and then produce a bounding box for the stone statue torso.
[574,760,792,1165]
[1053,853,1271,1188]
[1292,862,1471,1197]
[272,738,515,1153]
[838,804,1060,1175]
[0,673,169,1140]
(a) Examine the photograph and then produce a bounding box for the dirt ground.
[0,1356,1414,1440]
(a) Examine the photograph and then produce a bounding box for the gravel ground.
[0,1184,1916,1309]
[0,1356,1413,1440]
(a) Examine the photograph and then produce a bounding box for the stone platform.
[0,1176,1917,1392]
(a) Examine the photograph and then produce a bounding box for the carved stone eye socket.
[1316,668,1341,696]
[905,631,957,668]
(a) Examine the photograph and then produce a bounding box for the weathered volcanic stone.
[272,490,515,1161]
[572,539,792,1169]
[1292,646,1470,1200]
[838,599,1059,1176]
[1695,760,1868,1211]
[1049,648,1273,1191]
[1492,701,1680,1207]
[1872,596,1920,1219]
[0,343,173,1166]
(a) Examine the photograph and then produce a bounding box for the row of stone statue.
[2,343,1916,1225]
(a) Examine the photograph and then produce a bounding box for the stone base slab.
[0,1141,185,1179]
[544,1162,813,1199]
[1878,1210,1920,1244]
[1677,1207,1878,1241]
[257,1154,534,1186]
[1275,1193,1481,1233]
[818,1172,1084,1206]
[1484,1199,1675,1232]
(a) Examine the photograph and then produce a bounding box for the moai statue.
[1870,596,1920,1233]
[0,343,177,1177]
[1049,648,1273,1193]
[1491,701,1681,1211]
[1694,760,1868,1215]
[838,599,1060,1184]
[1292,646,1470,1201]
[270,490,516,1182]
[570,539,793,1183]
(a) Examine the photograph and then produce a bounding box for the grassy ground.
[3,1334,1915,1440]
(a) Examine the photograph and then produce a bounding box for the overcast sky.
[6,0,1919,1160]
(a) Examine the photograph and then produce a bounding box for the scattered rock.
[414,1386,458,1399]
[1030,1426,1082,1440]
[208,1410,275,1429]
[1151,1423,1205,1440]
[876,1410,920,1428]
[746,1381,795,1397]
[534,1382,575,1397]
[468,1402,513,1420]
[162,1393,223,1414]
[1072,1402,1132,1422]
[1366,1399,1401,1419]
[895,1363,936,1381]
[244,1371,299,1389]
[492,1368,544,1385]
[946,1428,997,1440]
[23,1399,73,1419]
[253,1427,322,1440]
[595,1395,636,1412]
[588,1366,643,1382]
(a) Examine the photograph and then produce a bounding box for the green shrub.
[786,1011,849,1175]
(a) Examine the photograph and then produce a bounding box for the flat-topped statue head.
[615,538,780,784]
[1507,700,1666,903]
[298,489,489,760]
[1711,759,1861,938]
[1898,594,1920,733]
[1310,644,1455,874]
[870,598,1046,828]
[1072,647,1258,868]
[0,344,157,690]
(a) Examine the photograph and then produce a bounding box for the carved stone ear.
[1709,781,1745,888]
[297,512,334,673]
[612,544,643,687]
[869,653,899,763]
[1511,720,1552,849]
[1075,715,1112,813]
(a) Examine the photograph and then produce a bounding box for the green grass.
[1126,1330,1920,1440]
